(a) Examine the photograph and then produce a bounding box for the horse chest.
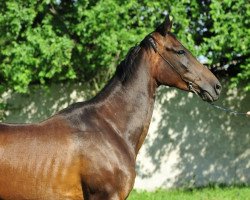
[79,134,136,199]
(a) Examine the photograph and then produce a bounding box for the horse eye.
[177,50,185,55]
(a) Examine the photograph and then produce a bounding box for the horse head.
[147,16,221,102]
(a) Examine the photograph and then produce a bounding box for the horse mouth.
[199,90,217,102]
[189,86,217,102]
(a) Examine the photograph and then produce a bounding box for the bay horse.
[0,16,221,200]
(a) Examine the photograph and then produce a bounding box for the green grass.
[128,187,250,200]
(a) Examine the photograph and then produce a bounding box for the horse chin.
[199,90,217,102]
[188,86,216,102]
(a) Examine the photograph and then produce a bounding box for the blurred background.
[0,0,249,190]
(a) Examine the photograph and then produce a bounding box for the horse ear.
[156,15,172,36]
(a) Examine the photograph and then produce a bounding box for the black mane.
[58,37,154,115]
[115,45,141,82]
[115,36,153,83]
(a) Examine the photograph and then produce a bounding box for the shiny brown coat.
[0,16,221,200]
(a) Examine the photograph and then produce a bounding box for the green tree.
[0,0,249,94]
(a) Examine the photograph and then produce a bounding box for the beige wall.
[1,82,250,190]
[135,85,250,189]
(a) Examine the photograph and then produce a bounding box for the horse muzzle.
[198,81,222,102]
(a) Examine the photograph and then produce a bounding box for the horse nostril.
[215,83,222,94]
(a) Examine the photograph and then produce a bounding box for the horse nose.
[214,82,222,95]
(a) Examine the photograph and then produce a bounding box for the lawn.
[128,187,250,200]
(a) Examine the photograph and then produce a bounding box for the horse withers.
[0,16,221,200]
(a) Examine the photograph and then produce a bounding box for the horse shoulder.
[75,124,136,200]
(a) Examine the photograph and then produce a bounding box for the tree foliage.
[0,0,249,93]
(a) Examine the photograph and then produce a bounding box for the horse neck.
[94,49,157,156]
